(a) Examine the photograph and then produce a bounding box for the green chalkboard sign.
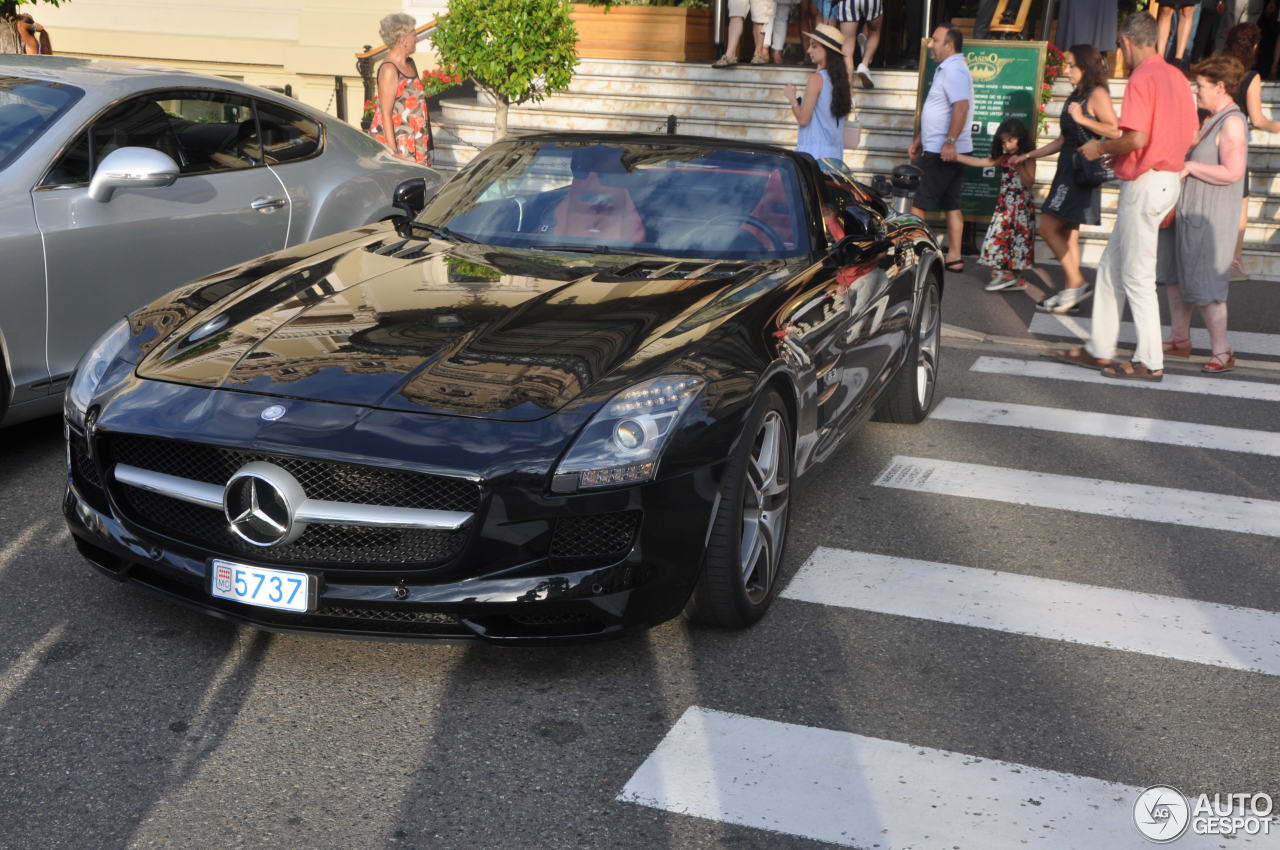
[915,39,1047,222]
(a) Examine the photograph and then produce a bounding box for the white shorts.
[831,0,882,23]
[728,0,776,24]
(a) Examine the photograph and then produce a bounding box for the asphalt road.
[2,339,1277,850]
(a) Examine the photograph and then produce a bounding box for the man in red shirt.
[1055,11,1198,381]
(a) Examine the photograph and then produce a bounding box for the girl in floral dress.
[369,13,431,166]
[955,118,1036,292]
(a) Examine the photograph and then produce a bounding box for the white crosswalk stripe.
[620,707,1269,849]
[1028,314,1280,359]
[874,455,1280,537]
[932,397,1280,456]
[782,548,1280,676]
[972,355,1280,401]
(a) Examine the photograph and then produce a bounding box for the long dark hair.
[1068,44,1108,97]
[1222,23,1260,69]
[821,46,852,120]
[990,117,1033,158]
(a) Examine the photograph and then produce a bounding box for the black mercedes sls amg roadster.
[64,133,943,643]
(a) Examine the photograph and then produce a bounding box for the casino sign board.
[915,39,1048,222]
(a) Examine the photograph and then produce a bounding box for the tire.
[874,276,941,424]
[687,389,793,629]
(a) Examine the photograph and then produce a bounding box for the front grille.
[103,434,479,569]
[114,487,466,568]
[549,511,640,558]
[107,435,480,511]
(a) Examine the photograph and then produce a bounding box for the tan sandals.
[1101,361,1164,382]
[1054,347,1112,371]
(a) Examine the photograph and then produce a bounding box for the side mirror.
[393,177,428,220]
[87,147,179,203]
[840,205,883,240]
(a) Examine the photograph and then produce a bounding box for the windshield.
[418,141,811,260]
[0,77,83,172]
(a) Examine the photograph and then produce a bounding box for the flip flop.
[944,259,964,272]
[1101,361,1164,381]
[1053,347,1112,371]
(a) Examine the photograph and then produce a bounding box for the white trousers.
[1085,169,1180,371]
[769,0,795,50]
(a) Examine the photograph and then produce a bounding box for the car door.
[821,180,898,423]
[32,88,290,384]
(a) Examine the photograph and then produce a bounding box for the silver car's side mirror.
[88,146,180,202]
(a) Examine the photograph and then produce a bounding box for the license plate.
[210,559,313,613]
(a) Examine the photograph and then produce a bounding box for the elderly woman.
[368,13,431,165]
[1163,55,1248,374]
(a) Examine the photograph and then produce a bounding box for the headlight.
[554,375,705,491]
[66,319,130,428]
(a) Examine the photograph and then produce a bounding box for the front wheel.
[687,389,793,629]
[874,276,941,424]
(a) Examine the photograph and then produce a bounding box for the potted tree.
[431,0,579,140]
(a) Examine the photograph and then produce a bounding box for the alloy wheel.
[915,284,941,408]
[739,410,790,604]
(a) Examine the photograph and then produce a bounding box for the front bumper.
[63,391,724,644]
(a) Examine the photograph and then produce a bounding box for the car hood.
[134,231,783,421]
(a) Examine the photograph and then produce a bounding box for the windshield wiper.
[535,243,650,256]
[409,222,475,243]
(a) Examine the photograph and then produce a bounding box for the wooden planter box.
[571,5,715,62]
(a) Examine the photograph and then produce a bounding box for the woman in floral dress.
[955,118,1037,292]
[369,13,431,166]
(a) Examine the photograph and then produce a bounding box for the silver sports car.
[0,56,442,426]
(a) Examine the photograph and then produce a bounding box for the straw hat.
[803,24,845,53]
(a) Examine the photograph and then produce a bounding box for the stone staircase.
[433,57,1280,280]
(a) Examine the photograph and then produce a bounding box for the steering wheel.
[679,213,786,253]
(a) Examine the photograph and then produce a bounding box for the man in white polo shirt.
[908,22,974,272]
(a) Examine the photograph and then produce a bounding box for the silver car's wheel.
[687,389,793,628]
[740,410,790,605]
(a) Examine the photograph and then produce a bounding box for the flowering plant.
[1039,43,1066,136]
[421,66,463,97]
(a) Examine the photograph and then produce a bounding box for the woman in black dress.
[1013,44,1120,313]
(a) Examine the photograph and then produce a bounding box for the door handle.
[250,197,286,211]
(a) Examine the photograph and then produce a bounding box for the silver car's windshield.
[0,77,83,172]
[418,141,811,260]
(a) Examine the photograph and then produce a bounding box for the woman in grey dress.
[1164,55,1248,374]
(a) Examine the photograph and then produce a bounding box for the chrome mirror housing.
[88,146,180,202]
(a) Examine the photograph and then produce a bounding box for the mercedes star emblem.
[260,404,287,421]
[222,461,307,546]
